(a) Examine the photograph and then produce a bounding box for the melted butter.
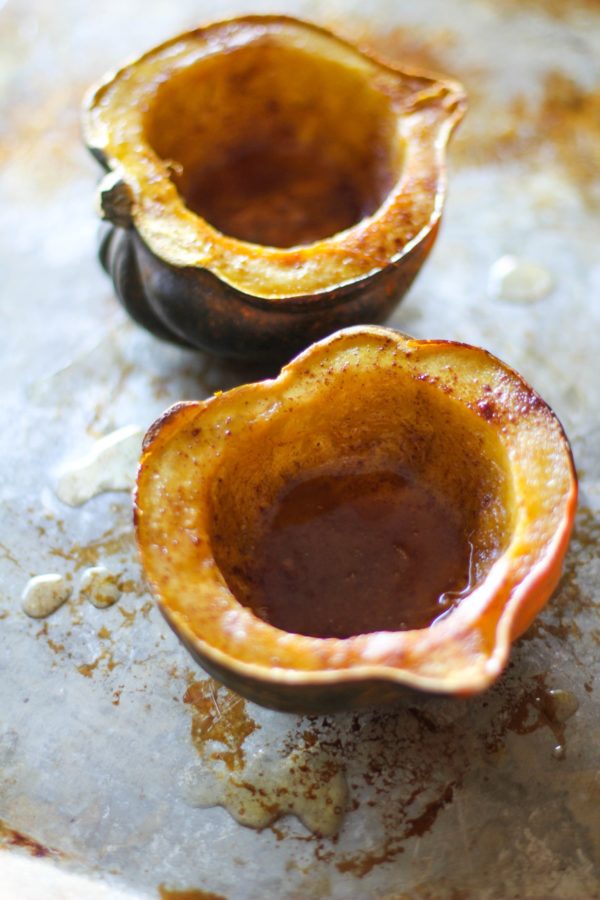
[499,676,579,760]
[546,688,580,724]
[182,679,347,837]
[182,746,347,838]
[79,565,120,608]
[55,425,143,506]
[488,255,553,303]
[21,574,70,618]
[242,469,472,639]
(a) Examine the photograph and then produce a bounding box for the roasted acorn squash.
[135,327,577,713]
[83,16,466,362]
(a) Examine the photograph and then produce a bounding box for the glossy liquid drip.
[182,679,347,837]
[246,469,472,639]
[55,425,144,507]
[182,146,381,247]
[182,747,347,837]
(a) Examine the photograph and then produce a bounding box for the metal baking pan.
[1,0,599,896]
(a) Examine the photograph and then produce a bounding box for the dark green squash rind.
[99,224,438,363]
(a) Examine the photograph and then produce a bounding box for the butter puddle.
[498,676,580,761]
[488,255,553,303]
[22,574,71,618]
[181,746,347,838]
[55,425,144,506]
[79,566,120,608]
[546,688,580,759]
[181,678,347,837]
[22,566,122,619]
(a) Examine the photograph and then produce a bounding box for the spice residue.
[76,646,118,679]
[514,73,600,206]
[488,255,553,303]
[453,70,600,207]
[48,527,136,574]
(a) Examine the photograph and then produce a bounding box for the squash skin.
[84,16,465,363]
[99,222,438,361]
[134,326,577,713]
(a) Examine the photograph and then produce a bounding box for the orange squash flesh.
[84,16,465,296]
[83,17,466,362]
[134,327,577,712]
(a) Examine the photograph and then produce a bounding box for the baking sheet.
[1,0,600,896]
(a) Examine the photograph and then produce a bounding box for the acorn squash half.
[83,16,466,362]
[134,327,577,713]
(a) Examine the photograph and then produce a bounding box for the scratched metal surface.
[1,0,600,897]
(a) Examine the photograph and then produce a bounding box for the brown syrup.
[182,146,378,247]
[183,678,258,771]
[0,819,59,858]
[247,469,472,639]
[159,888,226,900]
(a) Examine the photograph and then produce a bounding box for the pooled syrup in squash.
[248,469,472,639]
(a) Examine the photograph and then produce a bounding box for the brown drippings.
[357,21,600,209]
[243,469,471,638]
[0,819,60,859]
[403,781,456,839]
[490,674,579,758]
[184,145,381,247]
[159,888,227,900]
[333,836,405,877]
[279,659,582,874]
[341,22,456,76]
[274,707,464,873]
[183,678,258,771]
[77,647,118,679]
